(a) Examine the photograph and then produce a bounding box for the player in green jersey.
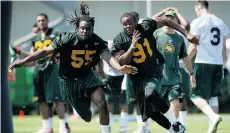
[154,10,195,131]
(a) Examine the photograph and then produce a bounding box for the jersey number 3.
[210,27,220,46]
[133,38,152,64]
[71,50,96,68]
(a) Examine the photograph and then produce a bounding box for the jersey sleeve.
[51,32,75,53]
[96,36,109,54]
[141,18,157,33]
[224,24,229,37]
[153,30,160,50]
[179,36,188,59]
[111,34,124,55]
[190,19,200,36]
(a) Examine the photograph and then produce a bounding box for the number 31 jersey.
[190,14,229,65]
[112,18,165,78]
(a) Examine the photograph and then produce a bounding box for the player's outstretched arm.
[8,45,55,70]
[101,51,138,75]
[154,17,199,44]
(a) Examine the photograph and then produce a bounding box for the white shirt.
[102,59,123,76]
[226,38,230,72]
[190,14,229,65]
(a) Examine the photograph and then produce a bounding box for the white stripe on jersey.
[190,14,229,65]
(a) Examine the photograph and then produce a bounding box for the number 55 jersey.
[190,14,229,65]
[51,32,109,79]
[112,18,165,78]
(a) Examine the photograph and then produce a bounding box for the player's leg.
[33,70,53,133]
[91,86,110,133]
[119,91,129,132]
[45,64,69,133]
[144,78,185,133]
[191,64,221,133]
[179,68,190,127]
[207,65,223,133]
[168,85,184,118]
[105,75,124,127]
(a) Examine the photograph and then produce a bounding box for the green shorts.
[33,63,64,103]
[60,70,104,122]
[160,84,185,102]
[191,63,223,99]
[105,75,127,104]
[131,75,163,121]
[179,68,191,99]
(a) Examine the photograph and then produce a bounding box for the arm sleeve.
[190,20,200,36]
[111,34,124,55]
[141,18,157,32]
[51,33,74,53]
[179,37,188,59]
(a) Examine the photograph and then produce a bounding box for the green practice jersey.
[154,29,187,85]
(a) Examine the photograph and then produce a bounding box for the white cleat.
[207,115,222,133]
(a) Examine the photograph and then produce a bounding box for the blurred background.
[6,1,230,133]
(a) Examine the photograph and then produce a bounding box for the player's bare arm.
[187,43,197,59]
[94,59,106,79]
[8,45,54,70]
[115,30,141,65]
[101,50,138,74]
[154,17,199,44]
[182,56,196,88]
[152,7,171,18]
[223,37,227,68]
[171,7,189,29]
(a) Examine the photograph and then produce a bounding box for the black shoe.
[172,122,185,133]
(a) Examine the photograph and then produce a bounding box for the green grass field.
[13,114,230,133]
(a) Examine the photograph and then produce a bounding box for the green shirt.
[112,18,165,80]
[33,28,60,70]
[51,32,109,79]
[154,28,187,85]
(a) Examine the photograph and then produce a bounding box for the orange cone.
[19,110,24,120]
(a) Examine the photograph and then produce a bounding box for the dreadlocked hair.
[68,1,95,30]
[120,12,136,23]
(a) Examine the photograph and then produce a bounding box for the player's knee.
[95,98,106,110]
[209,97,219,106]
[144,88,154,99]
[83,116,92,122]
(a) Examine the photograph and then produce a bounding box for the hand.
[8,69,15,82]
[8,59,25,70]
[186,34,199,45]
[131,30,141,48]
[169,7,179,12]
[190,75,196,88]
[118,65,138,74]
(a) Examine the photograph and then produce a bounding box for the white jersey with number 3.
[190,14,229,64]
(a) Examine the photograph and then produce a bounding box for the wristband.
[189,72,194,75]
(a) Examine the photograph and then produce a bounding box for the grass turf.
[13,114,230,133]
